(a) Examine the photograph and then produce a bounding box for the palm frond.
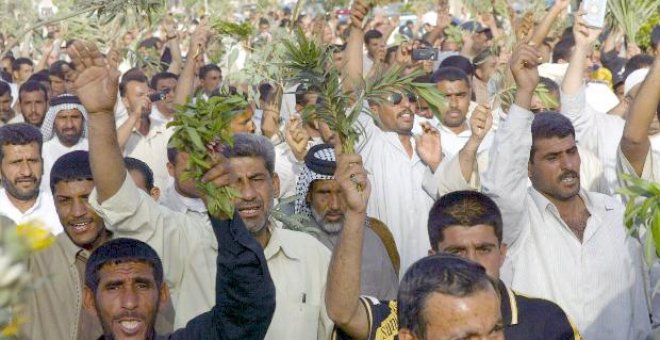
[281,28,331,85]
[608,0,660,45]
[211,20,254,41]
[618,174,660,265]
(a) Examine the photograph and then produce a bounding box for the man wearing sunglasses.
[343,0,441,275]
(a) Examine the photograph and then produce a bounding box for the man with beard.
[0,123,62,235]
[40,94,89,191]
[67,40,333,338]
[21,151,173,339]
[482,42,650,339]
[8,81,49,127]
[294,143,398,299]
[0,81,16,124]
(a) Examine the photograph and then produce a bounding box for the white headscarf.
[624,68,650,96]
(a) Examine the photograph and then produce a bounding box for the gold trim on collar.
[507,287,519,325]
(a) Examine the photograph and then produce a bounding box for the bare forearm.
[562,44,589,95]
[621,58,660,169]
[344,26,364,88]
[116,116,138,150]
[530,6,562,46]
[166,39,183,75]
[175,56,197,106]
[89,112,128,203]
[326,210,369,338]
[458,137,481,182]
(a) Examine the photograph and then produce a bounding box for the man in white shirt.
[70,40,333,338]
[149,72,178,125]
[482,42,651,339]
[618,56,660,183]
[9,81,49,127]
[39,94,89,191]
[344,4,440,274]
[116,72,172,191]
[0,123,62,235]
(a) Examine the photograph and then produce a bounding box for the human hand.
[573,10,602,49]
[509,42,541,93]
[415,121,443,171]
[200,149,238,220]
[285,115,310,161]
[350,0,370,29]
[163,15,178,39]
[469,105,493,140]
[65,40,121,115]
[553,0,570,11]
[395,41,413,65]
[335,143,370,214]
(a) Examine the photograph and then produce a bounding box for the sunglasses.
[386,92,417,106]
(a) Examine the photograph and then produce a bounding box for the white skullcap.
[624,68,650,96]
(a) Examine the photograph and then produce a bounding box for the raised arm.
[326,145,372,339]
[67,41,125,203]
[459,105,492,182]
[343,0,368,88]
[174,21,209,107]
[482,43,540,246]
[163,17,183,75]
[528,0,569,47]
[561,12,601,96]
[620,55,660,175]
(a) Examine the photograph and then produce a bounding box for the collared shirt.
[118,116,173,191]
[92,175,334,338]
[159,177,207,213]
[0,188,63,235]
[149,106,174,126]
[356,111,435,275]
[483,104,652,339]
[333,280,580,340]
[41,137,89,192]
[561,87,626,194]
[21,233,101,340]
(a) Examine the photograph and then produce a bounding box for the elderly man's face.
[307,179,345,234]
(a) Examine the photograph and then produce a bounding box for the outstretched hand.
[415,121,443,171]
[65,41,121,115]
[470,105,493,140]
[335,143,370,214]
[510,42,541,94]
[350,0,370,29]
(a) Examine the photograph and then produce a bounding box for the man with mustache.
[0,123,62,235]
[481,42,651,339]
[39,93,89,191]
[294,143,399,299]
[0,81,16,124]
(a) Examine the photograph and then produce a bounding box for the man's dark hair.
[150,72,178,90]
[431,66,470,86]
[398,253,497,339]
[119,72,149,98]
[439,56,475,77]
[259,17,270,26]
[19,81,48,102]
[552,37,575,63]
[199,64,222,80]
[622,54,654,80]
[538,77,560,102]
[428,191,503,251]
[12,57,33,72]
[50,150,93,193]
[138,37,162,50]
[27,70,50,84]
[85,238,164,294]
[0,81,10,97]
[49,60,73,80]
[295,83,321,106]
[364,29,383,45]
[0,71,11,83]
[125,157,155,191]
[0,123,43,162]
[223,133,276,174]
[530,112,576,161]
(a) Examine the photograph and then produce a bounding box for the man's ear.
[158,283,170,311]
[499,243,508,268]
[271,172,280,198]
[150,186,161,201]
[83,286,99,317]
[166,162,175,177]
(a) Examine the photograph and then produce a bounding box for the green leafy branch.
[167,94,247,218]
[619,174,660,265]
[608,0,660,46]
[211,20,254,41]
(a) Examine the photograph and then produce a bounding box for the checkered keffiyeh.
[40,94,88,141]
[294,143,337,216]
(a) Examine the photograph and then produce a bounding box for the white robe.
[41,137,89,192]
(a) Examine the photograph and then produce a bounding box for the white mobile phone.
[582,0,608,28]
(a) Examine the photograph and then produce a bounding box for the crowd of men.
[0,0,659,338]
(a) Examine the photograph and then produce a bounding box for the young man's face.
[84,261,168,340]
[230,156,280,235]
[122,81,151,118]
[372,92,415,134]
[154,77,177,115]
[167,151,200,198]
[437,80,470,129]
[435,225,506,279]
[200,70,222,94]
[308,179,345,234]
[54,179,106,250]
[529,136,581,202]
[13,63,33,84]
[366,38,385,62]
[230,109,256,134]
[19,90,48,127]
[1,142,42,201]
[49,75,66,97]
[54,108,84,147]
